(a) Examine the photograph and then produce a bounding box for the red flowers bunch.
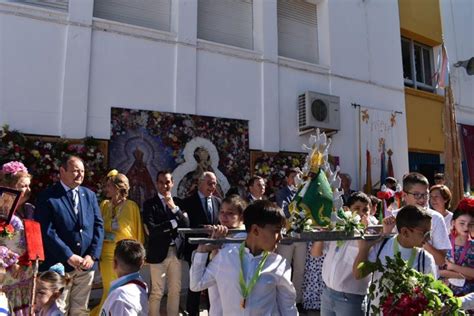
[0,221,15,239]
[360,253,464,315]
[457,197,474,213]
[381,287,429,316]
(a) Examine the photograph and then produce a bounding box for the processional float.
[179,129,389,244]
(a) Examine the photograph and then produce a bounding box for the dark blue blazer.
[35,182,104,272]
[275,186,296,218]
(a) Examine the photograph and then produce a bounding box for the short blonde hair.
[107,173,130,200]
[0,171,32,189]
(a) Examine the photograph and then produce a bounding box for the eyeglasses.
[410,227,432,240]
[405,191,429,200]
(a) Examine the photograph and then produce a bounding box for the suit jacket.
[182,192,221,262]
[35,182,104,272]
[275,186,296,218]
[143,195,189,264]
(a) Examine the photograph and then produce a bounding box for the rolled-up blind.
[93,0,171,32]
[278,0,318,64]
[14,0,68,11]
[198,0,253,50]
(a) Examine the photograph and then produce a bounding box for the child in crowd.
[439,198,474,296]
[311,191,372,316]
[206,194,247,316]
[387,172,451,265]
[34,263,69,316]
[100,239,148,316]
[353,205,437,312]
[369,195,381,225]
[190,200,297,315]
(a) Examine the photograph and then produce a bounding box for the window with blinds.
[197,0,253,50]
[93,0,171,32]
[11,0,68,11]
[277,0,318,64]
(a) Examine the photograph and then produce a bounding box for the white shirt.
[322,240,371,295]
[443,211,453,232]
[392,207,451,251]
[208,232,247,316]
[190,243,297,316]
[367,236,437,312]
[100,274,148,316]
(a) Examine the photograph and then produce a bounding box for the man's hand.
[81,255,95,270]
[67,254,84,270]
[163,193,177,210]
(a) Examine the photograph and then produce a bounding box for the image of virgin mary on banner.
[109,107,250,207]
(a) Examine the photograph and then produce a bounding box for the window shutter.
[93,0,171,32]
[198,0,253,50]
[15,0,68,11]
[278,0,318,64]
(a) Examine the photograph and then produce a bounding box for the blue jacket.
[35,182,104,272]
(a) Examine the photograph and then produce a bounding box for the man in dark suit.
[35,155,104,315]
[275,168,306,310]
[182,171,221,316]
[340,173,356,206]
[246,175,266,203]
[143,170,189,316]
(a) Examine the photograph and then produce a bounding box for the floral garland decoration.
[253,152,306,201]
[0,125,107,198]
[0,222,15,239]
[359,253,464,316]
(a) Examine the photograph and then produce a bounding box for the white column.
[254,0,280,151]
[171,0,197,115]
[59,0,93,138]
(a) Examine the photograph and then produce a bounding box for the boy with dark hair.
[100,239,148,316]
[353,205,437,311]
[386,172,451,265]
[190,200,297,315]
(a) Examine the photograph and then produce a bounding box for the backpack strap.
[416,249,426,273]
[366,237,390,316]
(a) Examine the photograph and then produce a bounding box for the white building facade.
[440,0,474,126]
[0,0,409,188]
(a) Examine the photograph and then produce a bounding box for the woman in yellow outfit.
[91,170,145,315]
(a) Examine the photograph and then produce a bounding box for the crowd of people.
[0,156,474,315]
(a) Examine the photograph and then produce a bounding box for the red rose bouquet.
[360,253,464,315]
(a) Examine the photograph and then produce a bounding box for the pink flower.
[1,161,28,175]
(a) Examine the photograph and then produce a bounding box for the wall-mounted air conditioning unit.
[298,91,340,135]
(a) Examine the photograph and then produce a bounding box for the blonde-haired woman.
[91,170,144,315]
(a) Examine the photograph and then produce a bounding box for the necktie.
[206,197,213,223]
[69,189,79,215]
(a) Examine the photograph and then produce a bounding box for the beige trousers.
[57,269,94,316]
[276,242,308,303]
[149,246,182,316]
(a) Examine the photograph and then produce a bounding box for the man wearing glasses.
[384,172,451,265]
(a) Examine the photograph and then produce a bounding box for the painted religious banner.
[109,107,250,207]
[359,107,399,193]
